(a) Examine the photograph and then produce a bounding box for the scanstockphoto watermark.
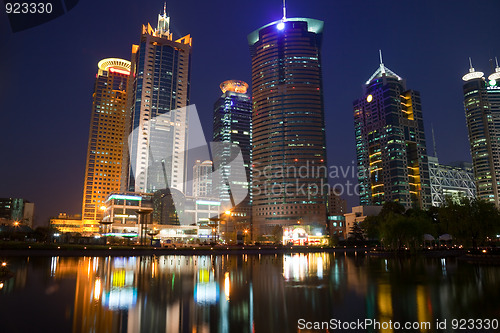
[253,160,373,198]
[297,318,432,331]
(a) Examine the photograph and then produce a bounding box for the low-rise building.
[50,213,82,233]
[344,206,382,237]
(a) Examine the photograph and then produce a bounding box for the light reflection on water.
[0,253,499,333]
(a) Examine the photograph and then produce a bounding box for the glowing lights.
[98,58,131,74]
[94,278,102,301]
[366,94,373,103]
[220,80,249,94]
[224,272,230,301]
[277,21,285,30]
[462,69,484,81]
[225,210,231,216]
[1,262,6,267]
[109,67,131,76]
[489,79,497,86]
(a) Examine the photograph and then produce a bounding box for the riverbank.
[0,242,371,257]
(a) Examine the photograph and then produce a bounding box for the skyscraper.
[462,59,500,207]
[213,80,252,227]
[82,58,130,232]
[354,54,431,209]
[192,160,213,198]
[248,9,328,236]
[124,6,192,195]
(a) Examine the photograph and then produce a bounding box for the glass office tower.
[248,16,328,236]
[82,58,130,233]
[353,56,431,209]
[124,7,192,195]
[213,80,252,233]
[462,59,500,207]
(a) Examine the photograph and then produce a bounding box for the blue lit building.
[213,80,252,233]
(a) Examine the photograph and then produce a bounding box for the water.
[0,252,499,332]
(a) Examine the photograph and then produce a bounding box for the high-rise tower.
[353,53,431,209]
[82,58,130,233]
[462,58,500,207]
[124,6,192,195]
[248,9,328,235]
[213,80,252,230]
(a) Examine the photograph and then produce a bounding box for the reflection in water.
[0,253,499,332]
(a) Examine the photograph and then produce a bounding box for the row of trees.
[354,197,500,250]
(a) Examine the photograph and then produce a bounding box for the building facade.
[248,16,328,236]
[0,198,34,228]
[354,56,431,209]
[192,160,213,198]
[81,58,130,233]
[428,157,476,206]
[462,60,500,207]
[213,80,252,234]
[125,7,192,195]
[327,187,347,216]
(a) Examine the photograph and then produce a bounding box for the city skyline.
[1,0,500,226]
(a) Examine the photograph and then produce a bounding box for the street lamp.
[225,210,231,244]
[135,208,153,246]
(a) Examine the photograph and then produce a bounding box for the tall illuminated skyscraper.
[82,58,130,232]
[248,8,328,235]
[124,6,192,195]
[462,58,500,207]
[353,54,431,209]
[213,80,252,228]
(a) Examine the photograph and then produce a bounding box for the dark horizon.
[1,0,499,227]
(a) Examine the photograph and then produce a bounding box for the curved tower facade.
[248,17,328,235]
[462,59,500,207]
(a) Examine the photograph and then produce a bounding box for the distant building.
[428,157,476,206]
[50,213,82,233]
[0,198,35,228]
[462,59,500,207]
[344,206,382,237]
[354,53,431,209]
[192,160,213,198]
[328,188,347,216]
[81,58,130,233]
[328,215,346,240]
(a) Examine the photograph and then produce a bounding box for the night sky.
[1,0,499,227]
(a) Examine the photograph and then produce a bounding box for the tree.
[439,197,500,249]
[348,222,365,242]
[271,225,283,244]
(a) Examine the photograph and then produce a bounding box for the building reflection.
[1,253,496,333]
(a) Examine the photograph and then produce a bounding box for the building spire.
[488,56,500,81]
[379,50,386,75]
[156,2,171,37]
[463,57,484,81]
[282,0,287,21]
[431,123,438,159]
